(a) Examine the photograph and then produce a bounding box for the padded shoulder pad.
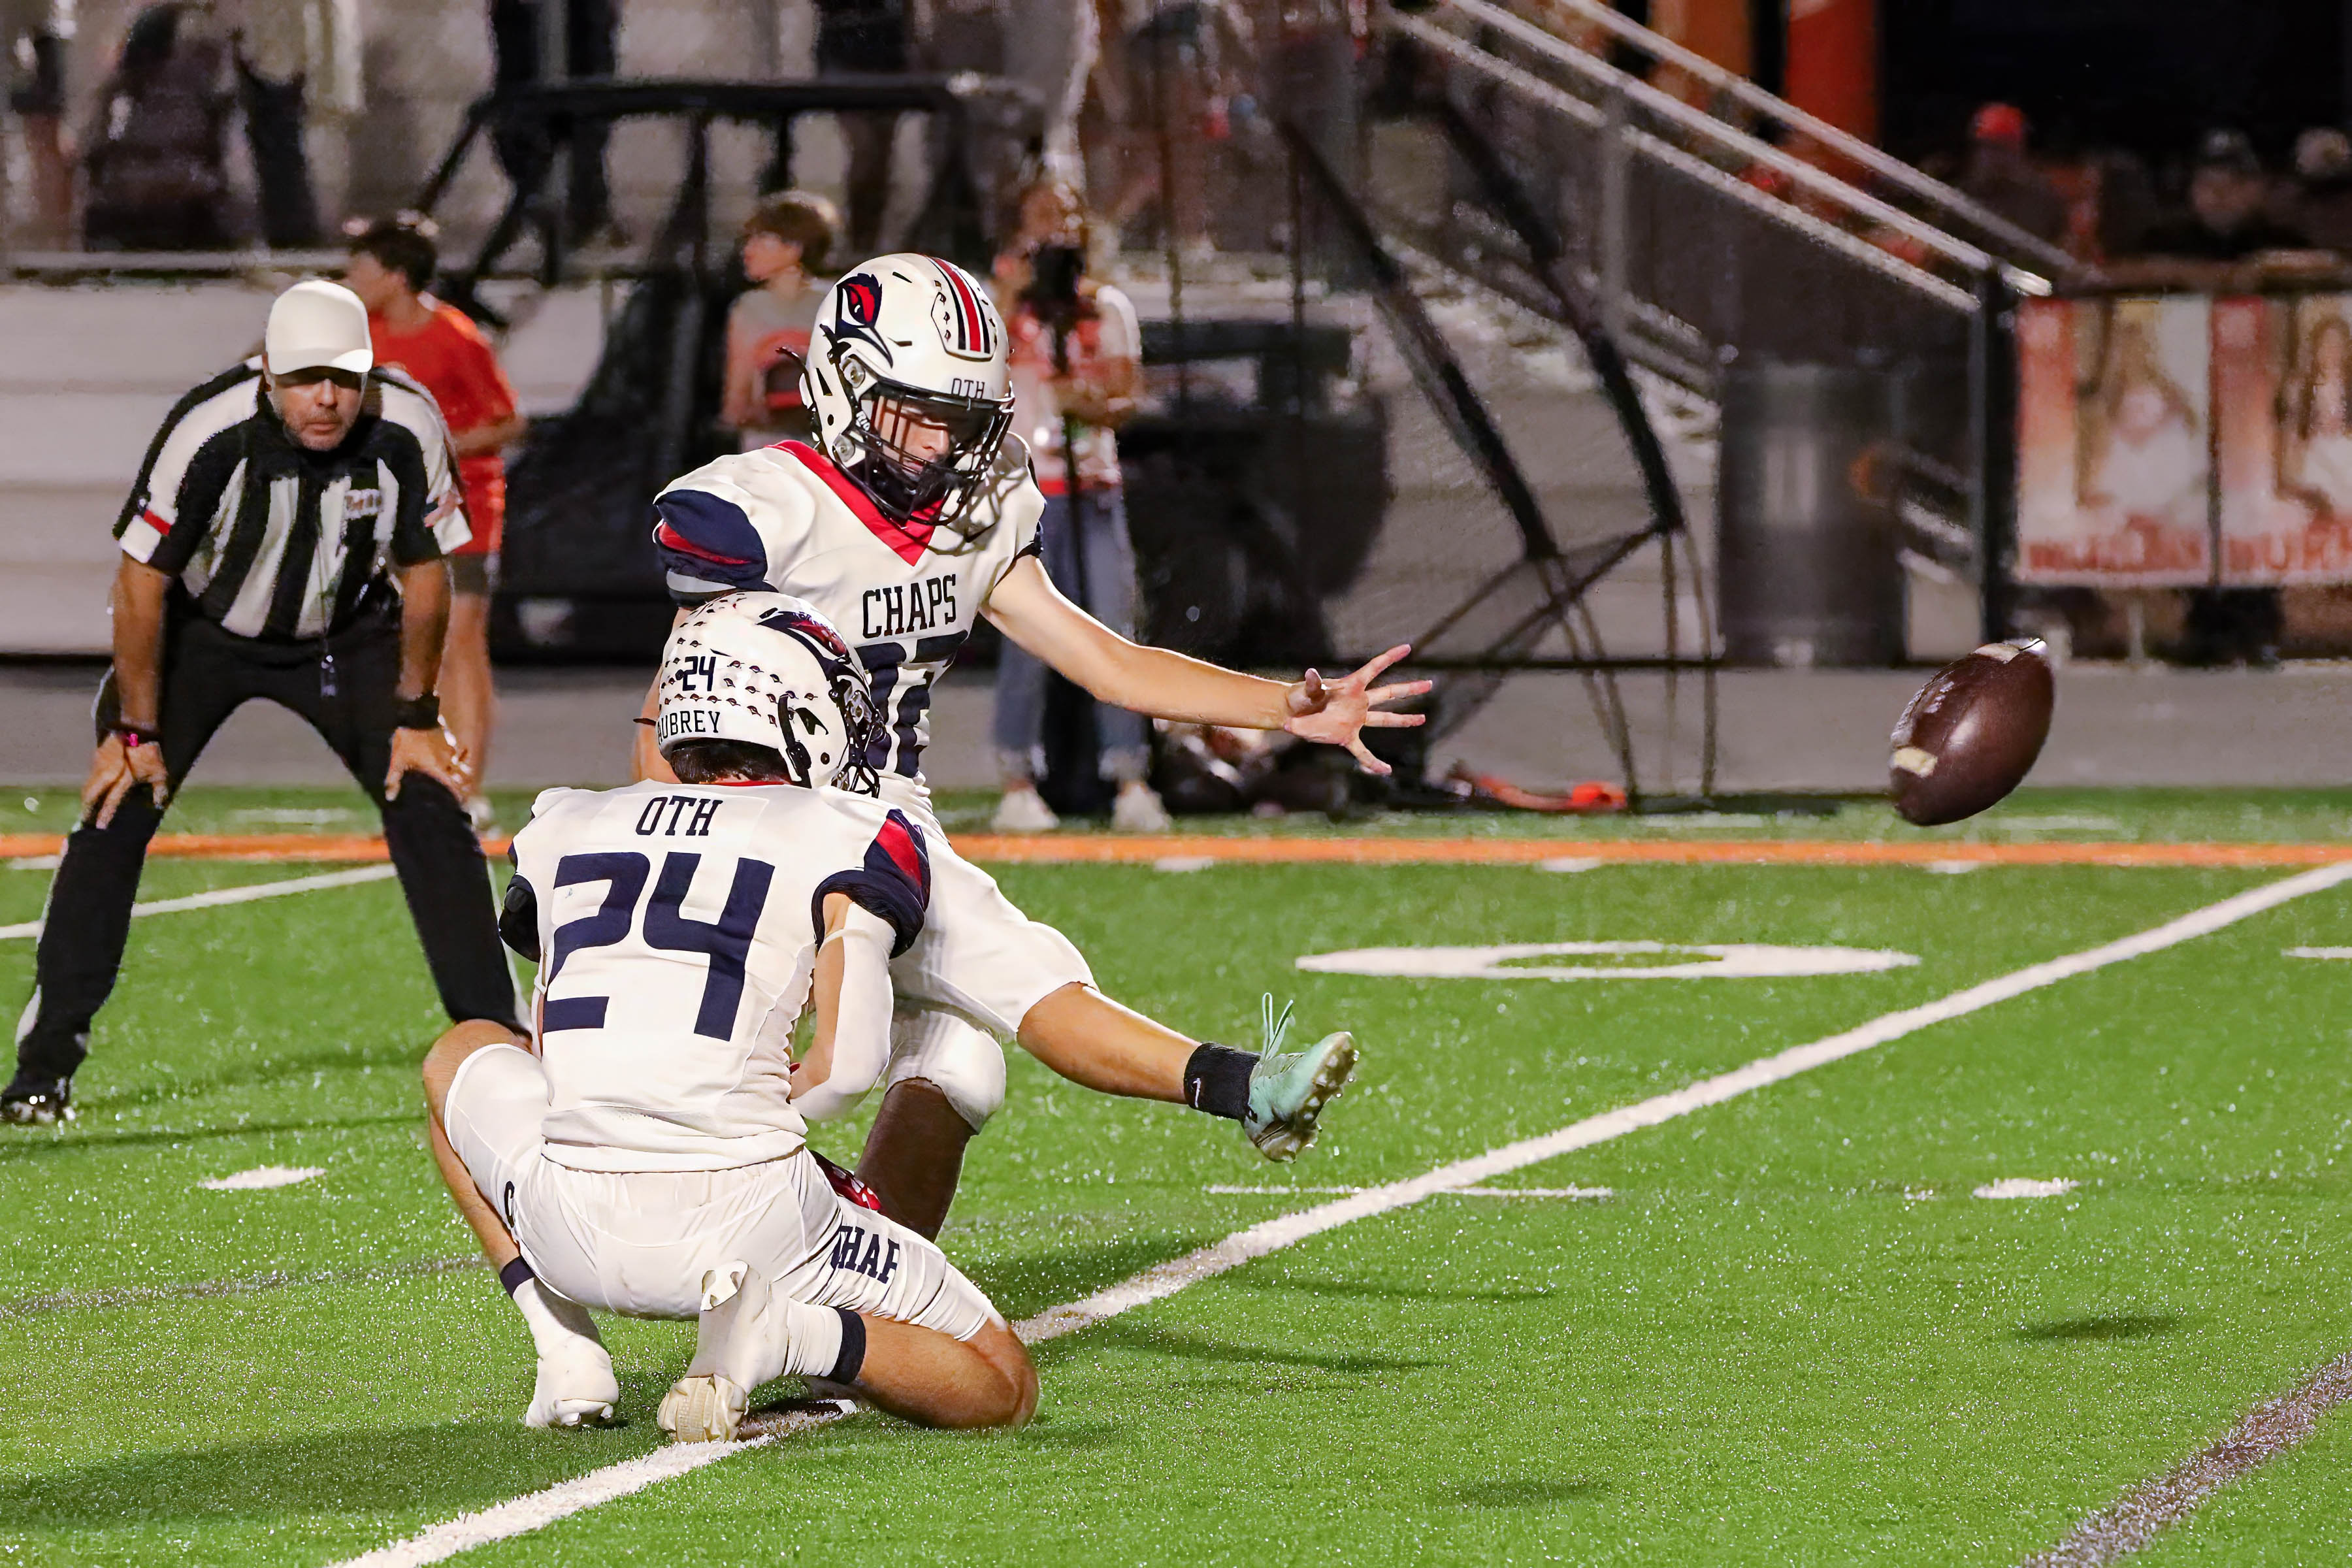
[810,808,931,956]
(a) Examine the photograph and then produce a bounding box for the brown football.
[1888,639,2055,826]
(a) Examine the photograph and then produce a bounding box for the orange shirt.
[368,301,519,554]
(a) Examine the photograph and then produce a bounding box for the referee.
[3,280,522,1124]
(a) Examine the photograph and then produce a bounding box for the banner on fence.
[2015,294,2212,586]
[2016,292,2352,587]
[2212,293,2352,583]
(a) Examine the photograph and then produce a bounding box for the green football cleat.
[1242,996,1358,1162]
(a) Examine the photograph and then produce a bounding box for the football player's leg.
[1018,985,1359,1161]
[903,836,1360,1160]
[661,1156,1033,1440]
[804,1184,1034,1428]
[423,1022,618,1428]
[855,1007,1005,1238]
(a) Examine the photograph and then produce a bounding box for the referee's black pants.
[14,600,521,1083]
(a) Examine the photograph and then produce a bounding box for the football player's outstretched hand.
[1283,644,1431,776]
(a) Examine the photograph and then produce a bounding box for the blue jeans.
[993,489,1150,784]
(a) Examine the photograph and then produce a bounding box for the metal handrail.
[1404,0,2051,299]
[1388,12,1980,319]
[1512,0,2077,280]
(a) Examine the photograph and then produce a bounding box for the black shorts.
[449,553,499,596]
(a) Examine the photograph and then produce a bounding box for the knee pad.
[885,1008,1006,1133]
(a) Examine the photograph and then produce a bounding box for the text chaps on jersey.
[862,574,957,640]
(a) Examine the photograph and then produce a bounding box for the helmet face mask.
[803,255,1015,538]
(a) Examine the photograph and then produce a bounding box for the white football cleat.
[660,1261,783,1443]
[991,785,1059,833]
[525,1333,619,1429]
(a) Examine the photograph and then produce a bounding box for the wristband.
[393,694,441,731]
[110,722,159,751]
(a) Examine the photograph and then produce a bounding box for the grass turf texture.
[8,783,2352,845]
[1,802,2350,1561]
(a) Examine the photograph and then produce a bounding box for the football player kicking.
[637,253,1430,1239]
[424,595,1035,1438]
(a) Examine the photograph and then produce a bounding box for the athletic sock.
[772,1299,864,1383]
[1183,1043,1258,1122]
[501,1258,603,1354]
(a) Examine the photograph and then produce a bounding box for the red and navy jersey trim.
[651,488,771,597]
[810,808,930,955]
[778,442,938,566]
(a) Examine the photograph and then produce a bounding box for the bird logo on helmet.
[800,254,1015,539]
[831,272,892,365]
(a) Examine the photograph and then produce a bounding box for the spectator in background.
[2,0,75,248]
[2290,129,2352,255]
[488,0,620,246]
[345,215,528,829]
[1959,103,2068,248]
[721,191,837,450]
[81,1,236,251]
[228,0,361,248]
[2138,130,2308,262]
[988,178,1171,832]
[1103,0,1248,257]
[799,0,908,257]
[2136,133,2302,667]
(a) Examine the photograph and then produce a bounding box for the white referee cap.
[265,280,374,376]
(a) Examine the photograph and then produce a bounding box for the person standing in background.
[2138,130,2310,666]
[80,1,236,251]
[988,180,1170,832]
[721,192,837,451]
[487,0,620,245]
[4,280,517,1125]
[1,0,75,248]
[815,0,907,257]
[2289,129,2352,255]
[227,0,362,248]
[1957,103,2068,249]
[344,215,528,830]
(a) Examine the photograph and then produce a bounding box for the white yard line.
[326,862,2352,1568]
[0,865,395,941]
[1205,1183,1613,1199]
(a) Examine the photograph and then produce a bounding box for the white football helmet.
[801,253,1015,536]
[655,593,881,792]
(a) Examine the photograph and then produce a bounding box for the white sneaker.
[660,1262,785,1443]
[991,786,1060,833]
[525,1333,620,1429]
[1112,784,1173,833]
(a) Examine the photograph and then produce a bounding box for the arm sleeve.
[808,809,930,956]
[790,902,896,1122]
[652,482,779,602]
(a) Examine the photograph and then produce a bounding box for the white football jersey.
[651,436,1045,794]
[503,780,932,1173]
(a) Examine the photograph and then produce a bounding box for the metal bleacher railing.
[1372,0,2069,636]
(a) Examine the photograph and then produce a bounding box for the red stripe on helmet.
[935,259,989,355]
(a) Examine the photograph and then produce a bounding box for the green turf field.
[3,788,2351,1564]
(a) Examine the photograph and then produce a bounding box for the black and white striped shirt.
[114,360,472,640]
